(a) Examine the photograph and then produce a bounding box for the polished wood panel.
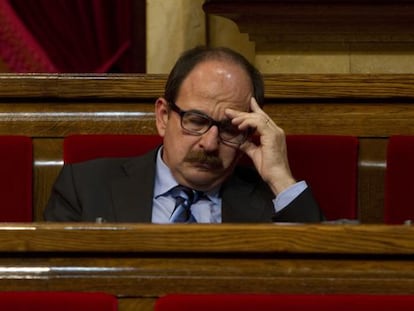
[33,138,63,221]
[263,74,414,98]
[0,74,165,98]
[358,138,388,223]
[2,223,414,253]
[0,224,414,310]
[4,73,414,99]
[1,74,414,221]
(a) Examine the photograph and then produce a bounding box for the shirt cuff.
[273,180,308,212]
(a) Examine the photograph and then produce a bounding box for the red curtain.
[0,0,141,73]
[0,0,56,72]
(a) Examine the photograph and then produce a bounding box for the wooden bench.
[1,73,414,222]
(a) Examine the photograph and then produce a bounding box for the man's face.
[156,60,253,192]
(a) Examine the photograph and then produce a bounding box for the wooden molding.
[203,0,414,46]
[1,224,414,299]
[2,73,414,99]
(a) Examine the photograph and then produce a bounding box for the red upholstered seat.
[0,135,32,222]
[63,134,163,163]
[384,135,414,224]
[0,291,117,311]
[63,134,359,221]
[155,294,414,311]
[286,135,359,221]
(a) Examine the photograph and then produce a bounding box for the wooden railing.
[1,74,414,222]
[1,223,414,311]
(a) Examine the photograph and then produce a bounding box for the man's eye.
[221,120,236,131]
[188,116,208,126]
[221,122,241,135]
[183,113,210,130]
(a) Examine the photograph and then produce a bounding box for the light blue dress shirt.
[152,148,307,223]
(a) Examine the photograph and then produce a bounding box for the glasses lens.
[219,120,247,145]
[181,111,211,134]
[178,107,247,145]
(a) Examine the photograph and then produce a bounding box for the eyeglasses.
[169,102,250,146]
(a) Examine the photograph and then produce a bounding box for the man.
[44,46,324,223]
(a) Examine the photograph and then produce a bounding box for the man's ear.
[155,98,169,137]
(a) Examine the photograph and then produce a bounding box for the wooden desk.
[1,223,414,310]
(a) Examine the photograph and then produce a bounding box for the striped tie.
[169,185,203,223]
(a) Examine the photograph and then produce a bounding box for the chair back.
[63,134,163,163]
[63,134,359,221]
[384,135,414,224]
[155,294,414,311]
[0,291,117,311]
[0,135,32,221]
[286,135,359,221]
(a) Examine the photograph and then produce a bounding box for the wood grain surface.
[0,223,413,311]
[0,223,413,254]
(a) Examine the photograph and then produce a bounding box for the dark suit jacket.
[44,148,324,223]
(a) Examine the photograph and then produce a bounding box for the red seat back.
[0,291,118,311]
[63,134,163,164]
[286,135,359,221]
[63,134,359,221]
[384,135,414,224]
[155,294,414,311]
[0,135,32,221]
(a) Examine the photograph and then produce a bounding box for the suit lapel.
[111,150,157,222]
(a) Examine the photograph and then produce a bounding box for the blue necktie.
[169,185,203,223]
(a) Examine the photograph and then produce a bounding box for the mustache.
[184,151,223,169]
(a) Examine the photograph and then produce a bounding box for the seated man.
[44,46,324,223]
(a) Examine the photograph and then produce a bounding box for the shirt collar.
[154,146,178,198]
[154,147,220,201]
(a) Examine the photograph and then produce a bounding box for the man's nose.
[199,125,220,151]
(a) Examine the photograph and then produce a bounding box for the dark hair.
[164,46,264,107]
